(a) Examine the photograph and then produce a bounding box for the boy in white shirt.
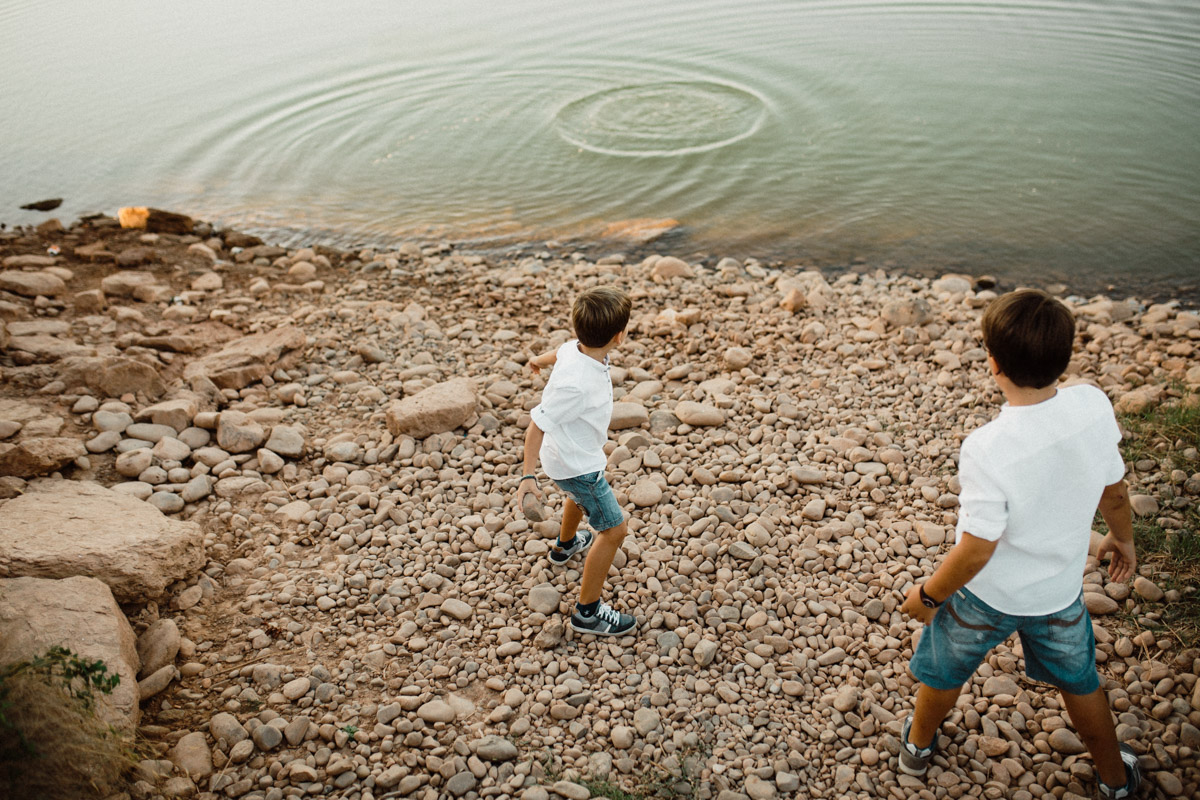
[899,289,1141,800]
[514,286,637,637]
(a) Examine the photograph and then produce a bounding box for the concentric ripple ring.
[555,81,767,156]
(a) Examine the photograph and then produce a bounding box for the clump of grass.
[1112,389,1200,646]
[0,646,134,799]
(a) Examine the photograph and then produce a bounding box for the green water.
[2,0,1198,293]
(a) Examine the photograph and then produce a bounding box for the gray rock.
[137,617,180,678]
[445,771,477,797]
[148,491,184,514]
[216,410,265,454]
[209,712,249,746]
[474,734,519,761]
[251,723,282,751]
[137,664,176,700]
[264,424,305,458]
[694,639,719,666]
[170,731,213,780]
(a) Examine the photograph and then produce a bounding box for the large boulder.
[0,575,140,729]
[0,437,87,478]
[386,379,478,438]
[0,479,204,602]
[184,325,307,390]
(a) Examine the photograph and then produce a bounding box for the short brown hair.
[572,286,632,348]
[981,289,1075,388]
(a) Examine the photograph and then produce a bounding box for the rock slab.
[0,479,205,602]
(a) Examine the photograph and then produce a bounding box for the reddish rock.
[184,325,307,390]
[386,379,478,438]
[0,437,86,478]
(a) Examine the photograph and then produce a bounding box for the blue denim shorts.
[910,588,1100,695]
[553,471,625,532]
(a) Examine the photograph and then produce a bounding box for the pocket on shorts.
[942,591,1001,646]
[1041,596,1090,645]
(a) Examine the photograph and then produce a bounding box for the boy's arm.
[528,348,558,375]
[901,532,998,625]
[515,419,545,508]
[1095,479,1136,583]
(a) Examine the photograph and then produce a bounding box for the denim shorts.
[552,471,625,532]
[910,587,1100,695]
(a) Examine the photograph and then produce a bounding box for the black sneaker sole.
[570,618,636,636]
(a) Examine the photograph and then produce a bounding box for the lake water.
[2,0,1198,294]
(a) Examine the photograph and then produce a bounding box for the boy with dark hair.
[514,286,637,637]
[899,289,1141,799]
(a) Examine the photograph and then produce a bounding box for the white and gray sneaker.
[570,601,636,636]
[1097,744,1142,800]
[548,530,593,566]
[898,714,938,776]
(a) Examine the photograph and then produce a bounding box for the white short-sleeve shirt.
[529,340,612,481]
[956,384,1126,616]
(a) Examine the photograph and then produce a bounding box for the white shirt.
[530,340,612,480]
[956,384,1126,616]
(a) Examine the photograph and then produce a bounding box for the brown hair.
[981,289,1075,388]
[572,286,632,348]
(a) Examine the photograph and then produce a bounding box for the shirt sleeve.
[530,380,584,433]
[954,437,1008,542]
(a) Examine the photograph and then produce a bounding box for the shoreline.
[1,209,1198,798]
[5,209,1197,309]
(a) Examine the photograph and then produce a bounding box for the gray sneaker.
[1097,744,1142,800]
[549,529,593,565]
[571,601,636,636]
[898,714,938,777]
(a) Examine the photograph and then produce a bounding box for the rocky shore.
[1,211,1197,800]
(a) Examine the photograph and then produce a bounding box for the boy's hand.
[1097,533,1136,583]
[901,584,938,626]
[528,353,553,374]
[515,476,543,513]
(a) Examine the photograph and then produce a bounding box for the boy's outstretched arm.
[1095,479,1136,583]
[515,420,545,509]
[901,532,998,625]
[528,349,558,375]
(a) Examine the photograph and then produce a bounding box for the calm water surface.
[2,0,1198,293]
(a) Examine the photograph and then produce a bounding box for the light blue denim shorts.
[910,587,1100,695]
[552,471,625,532]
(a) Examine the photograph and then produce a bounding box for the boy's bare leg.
[910,683,963,748]
[1060,688,1126,788]
[559,498,583,545]
[578,521,627,604]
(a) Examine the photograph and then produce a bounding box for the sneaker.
[570,601,636,636]
[1097,744,1142,800]
[549,529,593,565]
[898,714,938,777]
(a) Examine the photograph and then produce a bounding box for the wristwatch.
[919,585,943,609]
